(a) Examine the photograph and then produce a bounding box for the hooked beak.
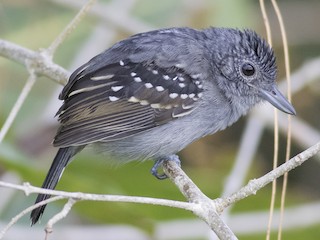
[257,84,296,115]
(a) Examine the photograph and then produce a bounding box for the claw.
[151,155,181,180]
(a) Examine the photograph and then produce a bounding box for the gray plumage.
[30,27,295,224]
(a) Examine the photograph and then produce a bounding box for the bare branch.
[0,71,37,142]
[163,161,238,239]
[0,181,194,211]
[0,196,65,239]
[51,0,153,34]
[219,141,320,210]
[47,0,96,56]
[45,198,77,238]
[0,39,69,85]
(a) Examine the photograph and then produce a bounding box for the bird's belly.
[92,119,211,163]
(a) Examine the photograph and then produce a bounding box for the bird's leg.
[151,154,181,180]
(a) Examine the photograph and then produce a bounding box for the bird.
[30,27,295,225]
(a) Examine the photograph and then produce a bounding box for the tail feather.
[30,147,78,225]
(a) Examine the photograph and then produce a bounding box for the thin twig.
[270,1,293,239]
[259,0,272,44]
[50,0,153,34]
[0,181,194,211]
[267,110,278,240]
[46,0,96,56]
[45,198,77,239]
[259,1,278,238]
[0,71,37,142]
[0,196,65,239]
[219,141,320,210]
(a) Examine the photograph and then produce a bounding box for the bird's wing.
[53,59,204,147]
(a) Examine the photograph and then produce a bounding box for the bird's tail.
[30,147,80,225]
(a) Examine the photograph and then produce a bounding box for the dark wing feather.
[54,60,204,147]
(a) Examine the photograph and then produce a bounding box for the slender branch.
[219,141,320,210]
[45,198,77,238]
[270,1,293,238]
[0,196,65,239]
[0,39,69,85]
[51,0,153,34]
[259,2,279,239]
[47,0,96,56]
[0,181,193,211]
[259,0,272,45]
[0,71,37,142]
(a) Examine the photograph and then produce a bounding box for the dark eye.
[241,63,255,77]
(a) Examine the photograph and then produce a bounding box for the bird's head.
[215,29,295,115]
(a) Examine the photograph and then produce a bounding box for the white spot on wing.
[145,83,153,88]
[128,96,140,102]
[152,70,158,75]
[188,93,195,98]
[134,77,142,82]
[119,60,124,66]
[179,83,186,88]
[191,73,202,79]
[172,76,178,81]
[140,100,149,105]
[91,74,114,81]
[111,86,124,92]
[163,75,170,80]
[180,94,188,99]
[68,83,110,97]
[109,96,119,101]
[151,103,161,108]
[169,93,178,99]
[156,86,165,91]
[131,72,137,77]
[182,104,193,109]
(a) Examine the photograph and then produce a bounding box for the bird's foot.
[151,155,181,180]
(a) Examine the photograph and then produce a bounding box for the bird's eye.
[241,63,255,77]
